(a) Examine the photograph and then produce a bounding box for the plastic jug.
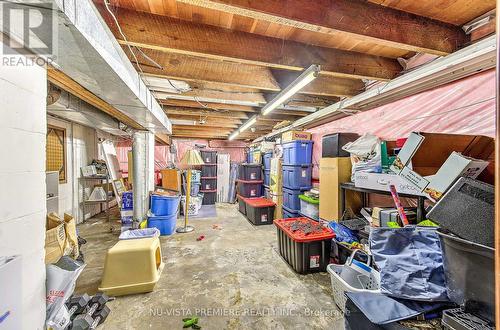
[340,250,374,289]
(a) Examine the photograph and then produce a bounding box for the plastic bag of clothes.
[328,222,358,244]
[342,134,382,181]
[369,226,448,301]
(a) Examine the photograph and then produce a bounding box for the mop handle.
[389,184,409,226]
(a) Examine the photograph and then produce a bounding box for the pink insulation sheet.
[308,70,496,179]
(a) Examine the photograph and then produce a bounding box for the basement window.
[46,125,67,183]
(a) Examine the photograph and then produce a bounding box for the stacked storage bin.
[237,164,263,198]
[200,150,217,205]
[148,193,180,235]
[281,140,313,218]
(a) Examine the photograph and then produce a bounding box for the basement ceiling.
[94,0,495,140]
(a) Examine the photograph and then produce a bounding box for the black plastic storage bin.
[438,230,495,323]
[201,177,217,191]
[245,197,275,226]
[274,218,334,274]
[238,163,262,181]
[322,133,359,158]
[201,164,217,177]
[200,150,217,164]
[201,190,217,205]
[237,195,247,215]
[236,179,263,198]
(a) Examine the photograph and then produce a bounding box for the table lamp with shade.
[177,149,205,233]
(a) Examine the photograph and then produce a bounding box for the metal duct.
[37,0,172,133]
[47,86,129,136]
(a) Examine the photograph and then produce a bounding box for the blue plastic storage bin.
[264,169,271,186]
[283,205,300,219]
[283,187,307,212]
[282,140,313,165]
[282,164,312,190]
[247,152,254,164]
[263,152,273,169]
[147,213,177,235]
[150,194,180,216]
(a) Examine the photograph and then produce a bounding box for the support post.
[132,131,155,227]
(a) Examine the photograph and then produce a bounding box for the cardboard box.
[161,169,181,191]
[391,132,492,201]
[319,158,361,221]
[354,172,425,196]
[282,130,312,142]
[423,152,488,201]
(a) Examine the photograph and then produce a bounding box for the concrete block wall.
[0,58,47,328]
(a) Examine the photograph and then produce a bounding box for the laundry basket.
[327,264,381,313]
[181,194,204,216]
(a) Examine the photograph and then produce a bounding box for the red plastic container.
[236,179,263,198]
[245,197,275,226]
[274,217,335,274]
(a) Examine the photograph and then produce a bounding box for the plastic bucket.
[150,194,180,216]
[438,230,495,322]
[147,214,177,236]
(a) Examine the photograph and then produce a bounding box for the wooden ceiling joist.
[160,99,256,112]
[97,5,402,81]
[155,90,265,106]
[128,51,281,91]
[176,0,468,56]
[164,108,249,119]
[131,49,363,97]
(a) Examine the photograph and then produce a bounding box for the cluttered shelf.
[340,182,427,222]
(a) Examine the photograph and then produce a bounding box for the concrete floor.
[75,203,344,329]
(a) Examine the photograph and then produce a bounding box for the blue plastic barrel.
[282,165,312,190]
[150,194,180,216]
[147,214,177,235]
[282,140,313,165]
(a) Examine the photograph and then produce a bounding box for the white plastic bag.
[45,257,85,330]
[342,134,382,181]
[119,228,160,240]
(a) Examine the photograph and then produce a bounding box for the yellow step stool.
[99,237,164,296]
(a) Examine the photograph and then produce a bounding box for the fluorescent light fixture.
[228,115,258,140]
[261,64,320,116]
[239,115,258,133]
[171,119,197,126]
[228,130,239,141]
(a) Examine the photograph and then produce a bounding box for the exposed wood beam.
[173,125,233,132]
[97,5,402,80]
[47,66,143,130]
[155,90,265,106]
[272,69,364,97]
[160,99,256,112]
[155,133,171,145]
[126,50,281,91]
[165,108,249,119]
[177,0,467,56]
[132,49,361,97]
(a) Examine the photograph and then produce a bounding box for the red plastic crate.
[274,217,334,274]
